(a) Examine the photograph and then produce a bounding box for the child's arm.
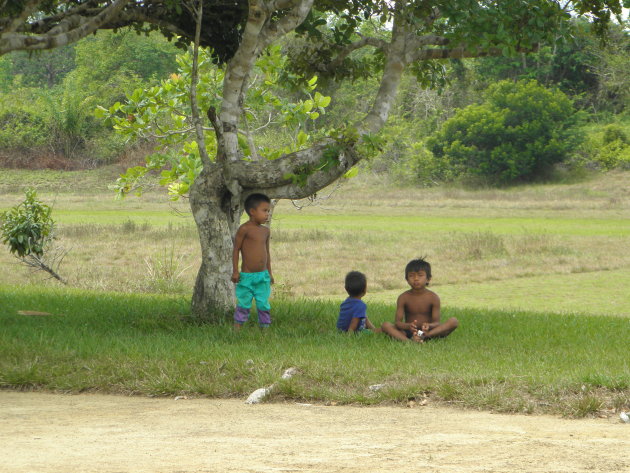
[421,294,441,331]
[347,317,362,332]
[394,294,417,332]
[266,228,274,283]
[231,226,246,283]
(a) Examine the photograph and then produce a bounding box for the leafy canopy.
[95,46,334,199]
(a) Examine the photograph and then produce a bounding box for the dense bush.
[594,124,630,170]
[0,96,49,150]
[0,31,180,167]
[602,124,628,145]
[426,80,582,183]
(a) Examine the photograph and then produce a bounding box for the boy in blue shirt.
[337,271,381,333]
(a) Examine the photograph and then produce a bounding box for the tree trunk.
[189,165,242,323]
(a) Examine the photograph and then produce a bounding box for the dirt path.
[1,391,628,473]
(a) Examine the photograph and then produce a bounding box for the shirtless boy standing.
[232,193,274,330]
[382,258,458,342]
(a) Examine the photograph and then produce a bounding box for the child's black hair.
[244,193,271,215]
[405,257,432,281]
[344,271,367,297]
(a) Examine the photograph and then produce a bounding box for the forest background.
[0,18,629,181]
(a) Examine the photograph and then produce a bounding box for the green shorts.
[235,270,271,311]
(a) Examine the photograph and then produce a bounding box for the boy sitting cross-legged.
[382,258,458,342]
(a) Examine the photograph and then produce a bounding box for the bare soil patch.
[1,391,628,473]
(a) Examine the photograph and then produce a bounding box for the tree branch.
[266,0,299,9]
[5,0,43,34]
[189,0,213,169]
[98,10,192,40]
[229,137,360,197]
[18,2,101,34]
[409,45,538,62]
[220,0,268,161]
[359,5,409,135]
[407,33,449,49]
[0,0,131,54]
[248,146,360,200]
[324,35,389,72]
[257,0,314,51]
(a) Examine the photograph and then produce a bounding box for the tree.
[0,30,181,166]
[6,45,75,88]
[587,25,630,113]
[2,1,626,321]
[471,19,601,97]
[0,0,247,60]
[427,80,580,183]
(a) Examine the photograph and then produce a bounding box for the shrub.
[0,107,48,150]
[427,80,582,183]
[0,189,67,283]
[602,124,628,145]
[0,189,54,257]
[406,142,455,186]
[596,139,630,170]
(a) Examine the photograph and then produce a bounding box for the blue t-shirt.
[337,297,367,332]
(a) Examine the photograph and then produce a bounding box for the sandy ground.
[1,392,629,473]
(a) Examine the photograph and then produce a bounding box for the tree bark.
[189,166,242,322]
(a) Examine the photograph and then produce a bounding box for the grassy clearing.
[1,168,629,415]
[1,285,628,417]
[1,169,630,306]
[360,269,630,317]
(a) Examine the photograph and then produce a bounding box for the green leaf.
[94,106,107,119]
[303,100,314,113]
[343,167,359,179]
[297,130,308,147]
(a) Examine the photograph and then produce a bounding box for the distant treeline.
[0,20,628,184]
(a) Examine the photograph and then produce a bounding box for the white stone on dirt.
[245,387,271,404]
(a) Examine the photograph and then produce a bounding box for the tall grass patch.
[2,170,630,300]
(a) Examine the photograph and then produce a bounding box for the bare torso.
[399,288,439,326]
[238,222,270,273]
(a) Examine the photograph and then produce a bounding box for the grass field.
[1,167,629,314]
[0,167,629,416]
[1,284,628,417]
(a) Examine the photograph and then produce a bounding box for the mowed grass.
[0,167,629,415]
[361,269,630,317]
[1,284,628,417]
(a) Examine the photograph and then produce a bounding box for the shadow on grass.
[1,284,628,417]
